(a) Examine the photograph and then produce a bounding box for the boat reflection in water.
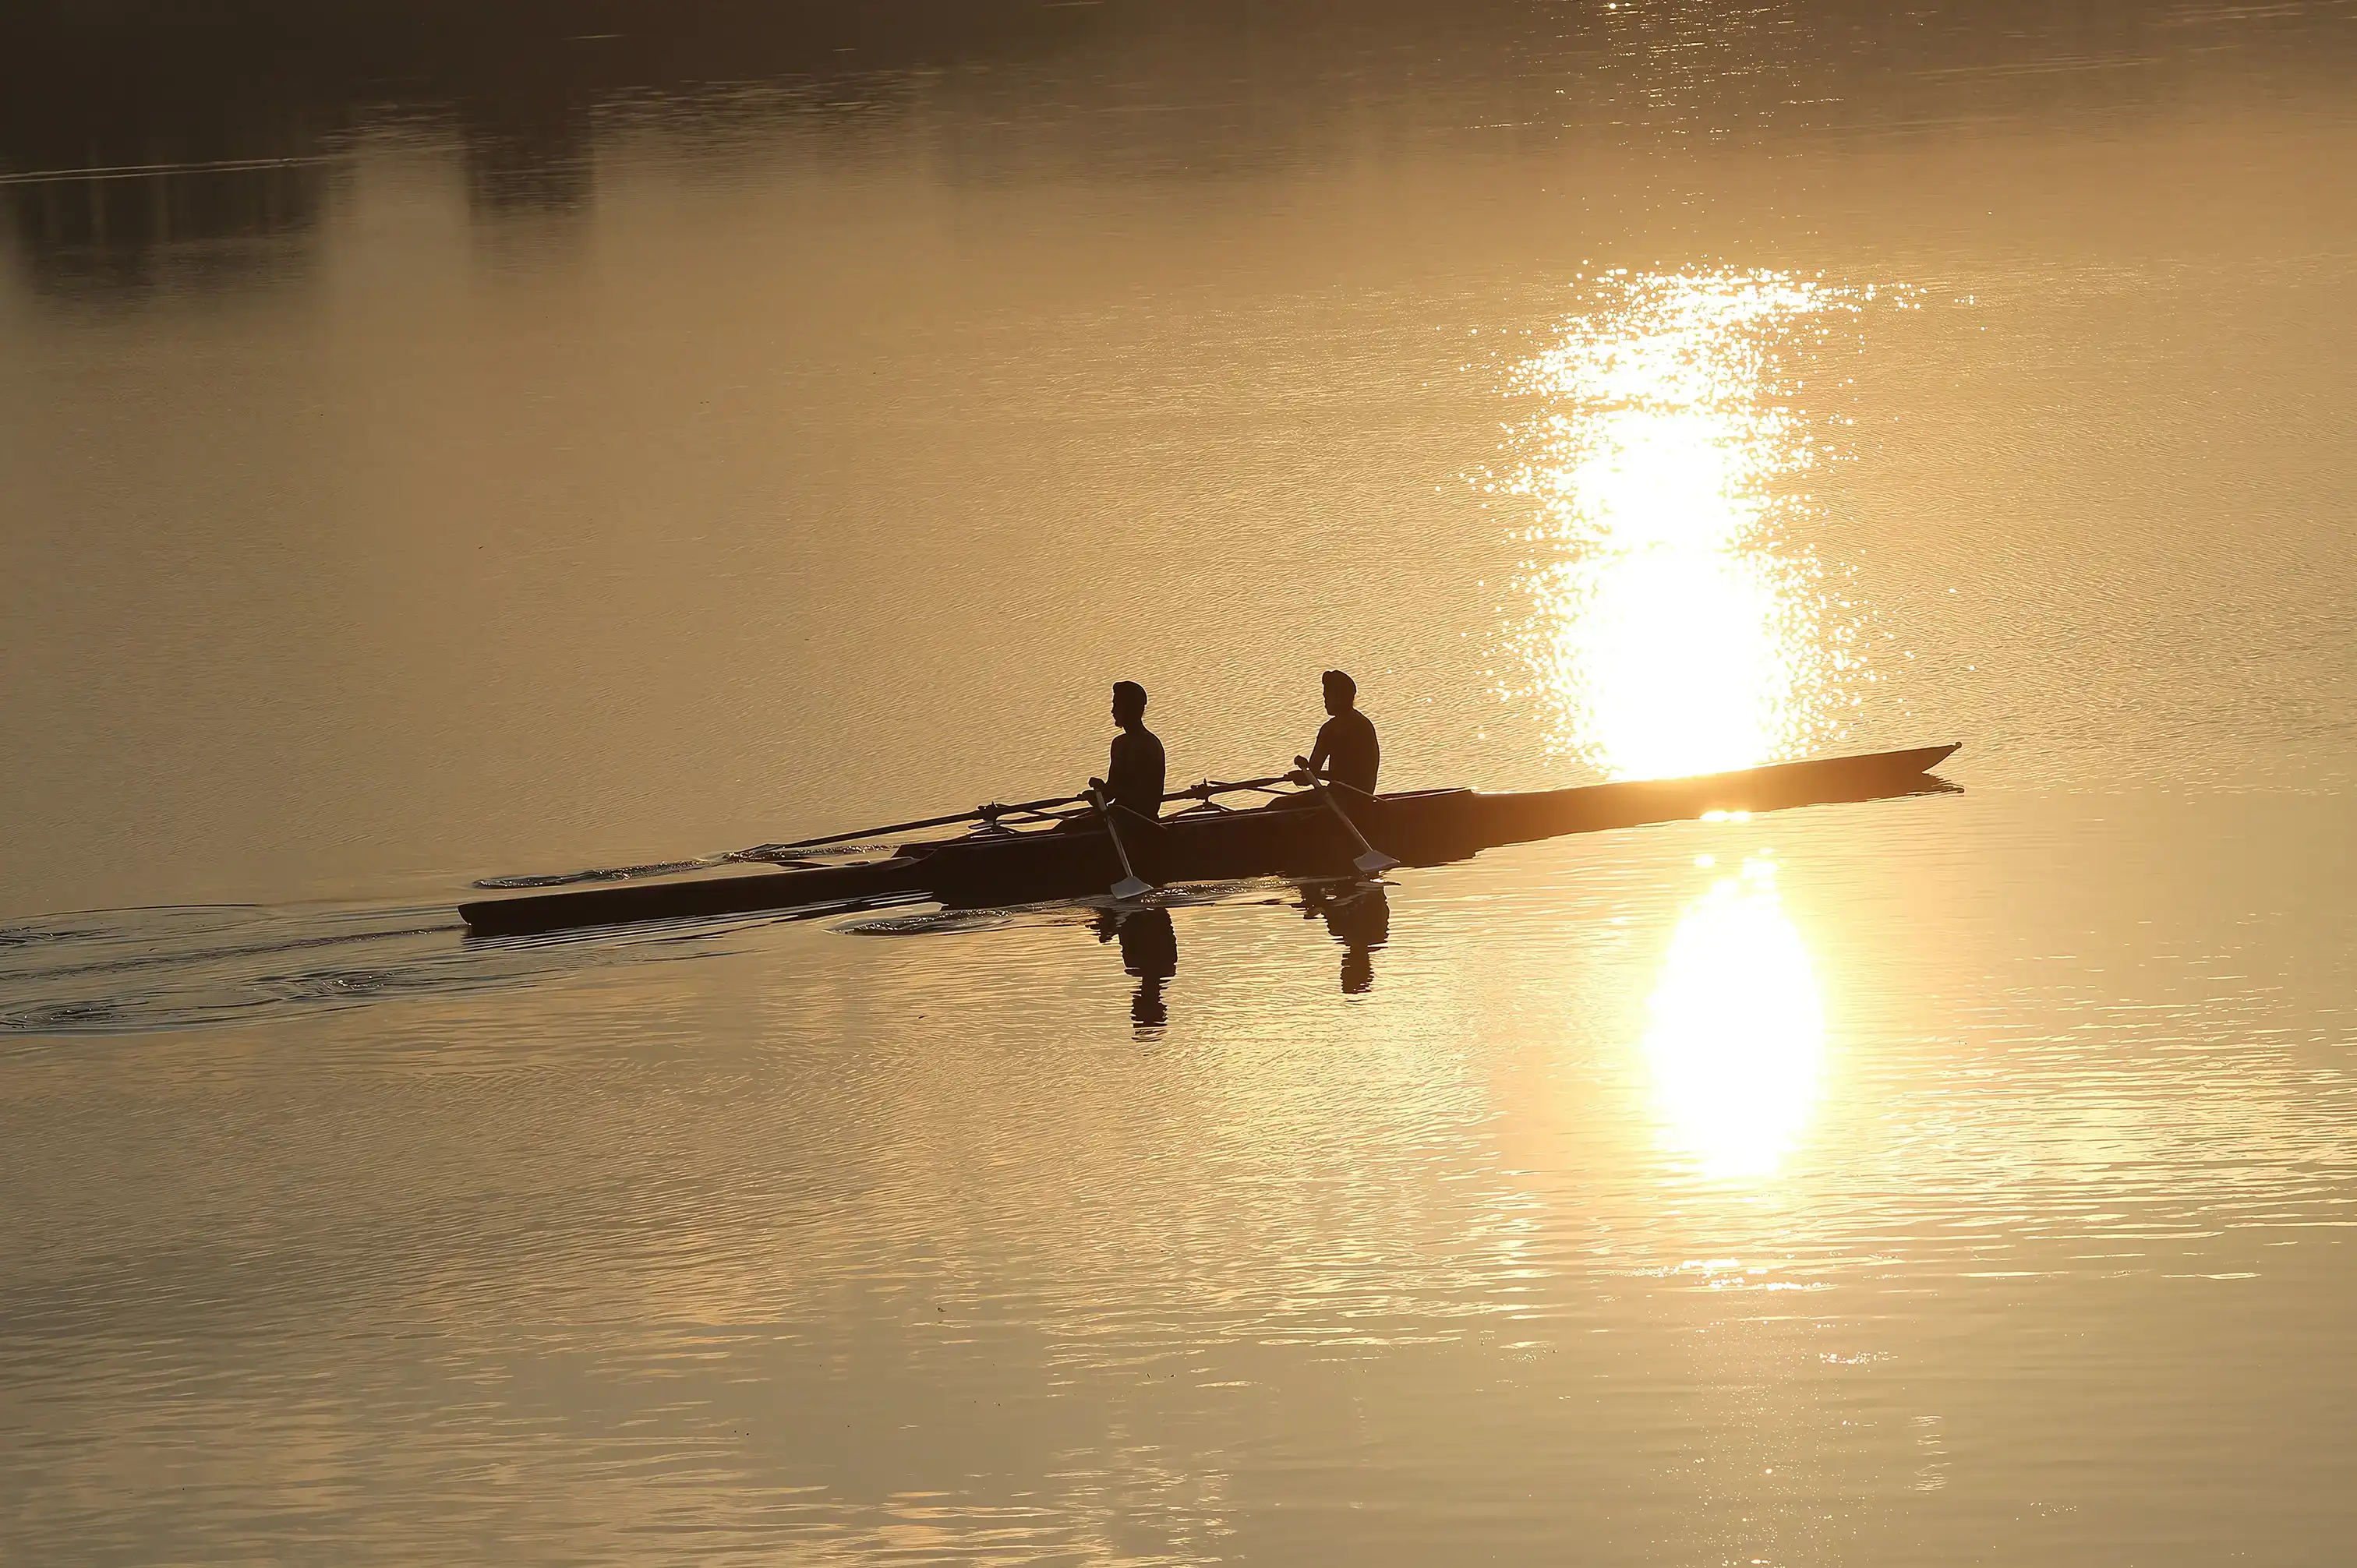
[1643,856,1825,1178]
[1094,906,1177,1028]
[1507,271,1877,780]
[1089,880,1392,1026]
[1298,880,1391,994]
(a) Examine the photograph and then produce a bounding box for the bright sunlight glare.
[1643,856,1825,1179]
[1500,271,1878,779]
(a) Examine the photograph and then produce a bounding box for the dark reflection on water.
[2,161,327,295]
[1098,903,1178,1027]
[0,0,1097,293]
[5,0,2352,297]
[1299,879,1391,994]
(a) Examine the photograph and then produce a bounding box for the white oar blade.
[1354,849,1401,874]
[1110,874,1154,900]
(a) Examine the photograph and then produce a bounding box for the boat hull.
[459,742,1960,937]
[910,742,1962,908]
[457,856,930,939]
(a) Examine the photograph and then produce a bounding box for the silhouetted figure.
[1097,906,1177,1027]
[1298,669,1380,797]
[1087,680,1167,822]
[1302,879,1390,994]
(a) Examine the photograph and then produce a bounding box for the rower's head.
[1111,680,1149,729]
[1321,669,1357,717]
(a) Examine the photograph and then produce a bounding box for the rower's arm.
[1306,723,1334,778]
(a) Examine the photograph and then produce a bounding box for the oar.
[1293,756,1400,875]
[740,773,1298,862]
[1090,788,1156,900]
[739,789,1092,860]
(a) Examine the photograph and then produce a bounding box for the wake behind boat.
[459,743,1963,938]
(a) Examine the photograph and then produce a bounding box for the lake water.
[4,2,2355,1563]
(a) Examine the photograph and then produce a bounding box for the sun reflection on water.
[1644,856,1825,1178]
[1502,270,1880,779]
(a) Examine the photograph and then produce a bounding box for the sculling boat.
[460,742,1962,938]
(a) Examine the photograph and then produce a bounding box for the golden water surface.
[4,2,2356,1564]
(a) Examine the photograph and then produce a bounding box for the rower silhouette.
[1292,669,1380,798]
[1096,906,1178,1027]
[1089,680,1167,821]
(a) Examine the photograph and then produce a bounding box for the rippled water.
[5,1,2356,1563]
[9,793,2355,1563]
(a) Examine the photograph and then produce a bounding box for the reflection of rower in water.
[1095,906,1177,1026]
[1299,879,1390,994]
[1289,669,1380,799]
